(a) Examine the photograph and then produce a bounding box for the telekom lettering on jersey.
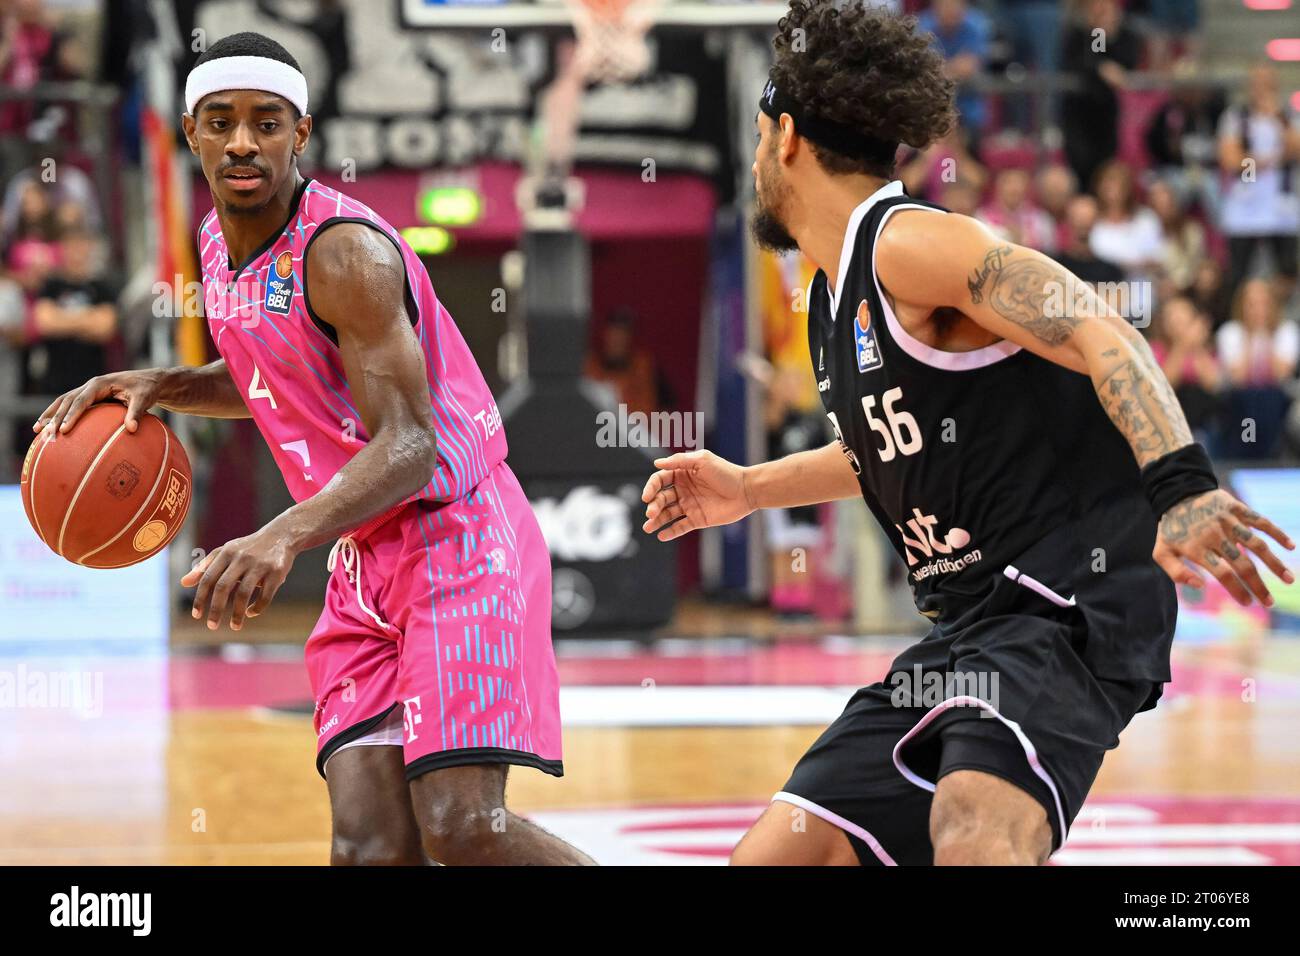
[198,179,507,518]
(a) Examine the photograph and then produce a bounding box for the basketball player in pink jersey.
[35,32,591,866]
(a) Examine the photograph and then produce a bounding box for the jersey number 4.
[862,386,922,462]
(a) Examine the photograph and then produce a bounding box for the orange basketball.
[19,403,192,568]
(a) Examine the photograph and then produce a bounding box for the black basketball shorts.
[777,568,1164,865]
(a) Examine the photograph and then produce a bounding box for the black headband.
[759,78,898,166]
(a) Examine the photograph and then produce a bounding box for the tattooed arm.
[880,211,1187,463]
[876,210,1294,606]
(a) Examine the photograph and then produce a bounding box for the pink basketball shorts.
[306,461,562,781]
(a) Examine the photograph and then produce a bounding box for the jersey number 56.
[862,386,923,462]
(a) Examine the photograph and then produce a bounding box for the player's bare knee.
[331,832,422,866]
[1017,813,1053,865]
[930,803,989,864]
[330,799,424,865]
[946,825,1048,866]
[931,775,1050,865]
[418,800,503,864]
[932,826,1033,865]
[931,807,1050,865]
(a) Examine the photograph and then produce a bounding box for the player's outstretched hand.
[641,449,755,542]
[33,368,170,436]
[181,526,298,631]
[1153,488,1295,607]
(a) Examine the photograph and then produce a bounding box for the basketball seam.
[77,423,172,565]
[26,432,56,545]
[93,487,190,569]
[56,422,129,559]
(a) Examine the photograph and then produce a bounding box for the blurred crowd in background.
[0,0,113,463]
[2,0,1299,476]
[889,0,1300,462]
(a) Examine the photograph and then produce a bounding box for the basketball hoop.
[566,0,659,86]
[521,0,660,225]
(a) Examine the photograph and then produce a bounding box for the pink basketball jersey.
[198,179,507,532]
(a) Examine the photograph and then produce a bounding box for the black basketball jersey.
[809,183,1176,677]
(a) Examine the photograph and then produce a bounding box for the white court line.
[1065,824,1300,844]
[559,685,861,726]
[1054,847,1270,865]
[1072,805,1159,824]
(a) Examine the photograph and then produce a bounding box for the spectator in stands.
[1060,0,1142,191]
[1089,160,1163,281]
[1216,62,1300,306]
[51,193,87,235]
[0,0,87,176]
[1144,74,1224,217]
[978,167,1056,251]
[24,225,116,400]
[1190,257,1232,331]
[0,0,56,147]
[1152,293,1224,452]
[939,179,981,218]
[1144,0,1202,72]
[764,364,827,616]
[917,0,991,142]
[1217,278,1297,388]
[1054,193,1126,287]
[988,0,1064,133]
[1,161,103,238]
[1216,278,1296,458]
[584,307,671,418]
[2,178,59,295]
[1149,178,1206,295]
[1035,163,1078,249]
[896,127,988,204]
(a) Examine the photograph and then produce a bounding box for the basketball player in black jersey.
[641,1,1294,865]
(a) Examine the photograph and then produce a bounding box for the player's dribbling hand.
[1153,488,1296,607]
[641,449,755,542]
[33,369,170,435]
[182,526,298,630]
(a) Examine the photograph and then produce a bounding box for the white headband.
[185,54,309,116]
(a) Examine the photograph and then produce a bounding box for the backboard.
[399,0,788,30]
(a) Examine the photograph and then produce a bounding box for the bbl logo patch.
[264,250,295,315]
[855,299,883,373]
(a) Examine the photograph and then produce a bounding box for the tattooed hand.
[1154,489,1295,606]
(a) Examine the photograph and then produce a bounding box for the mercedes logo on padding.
[552,568,596,630]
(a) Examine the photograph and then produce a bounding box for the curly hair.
[770,1,956,177]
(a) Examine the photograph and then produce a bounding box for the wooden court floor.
[1,611,1298,865]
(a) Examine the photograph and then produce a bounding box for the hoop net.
[524,0,660,220]
[567,0,659,85]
